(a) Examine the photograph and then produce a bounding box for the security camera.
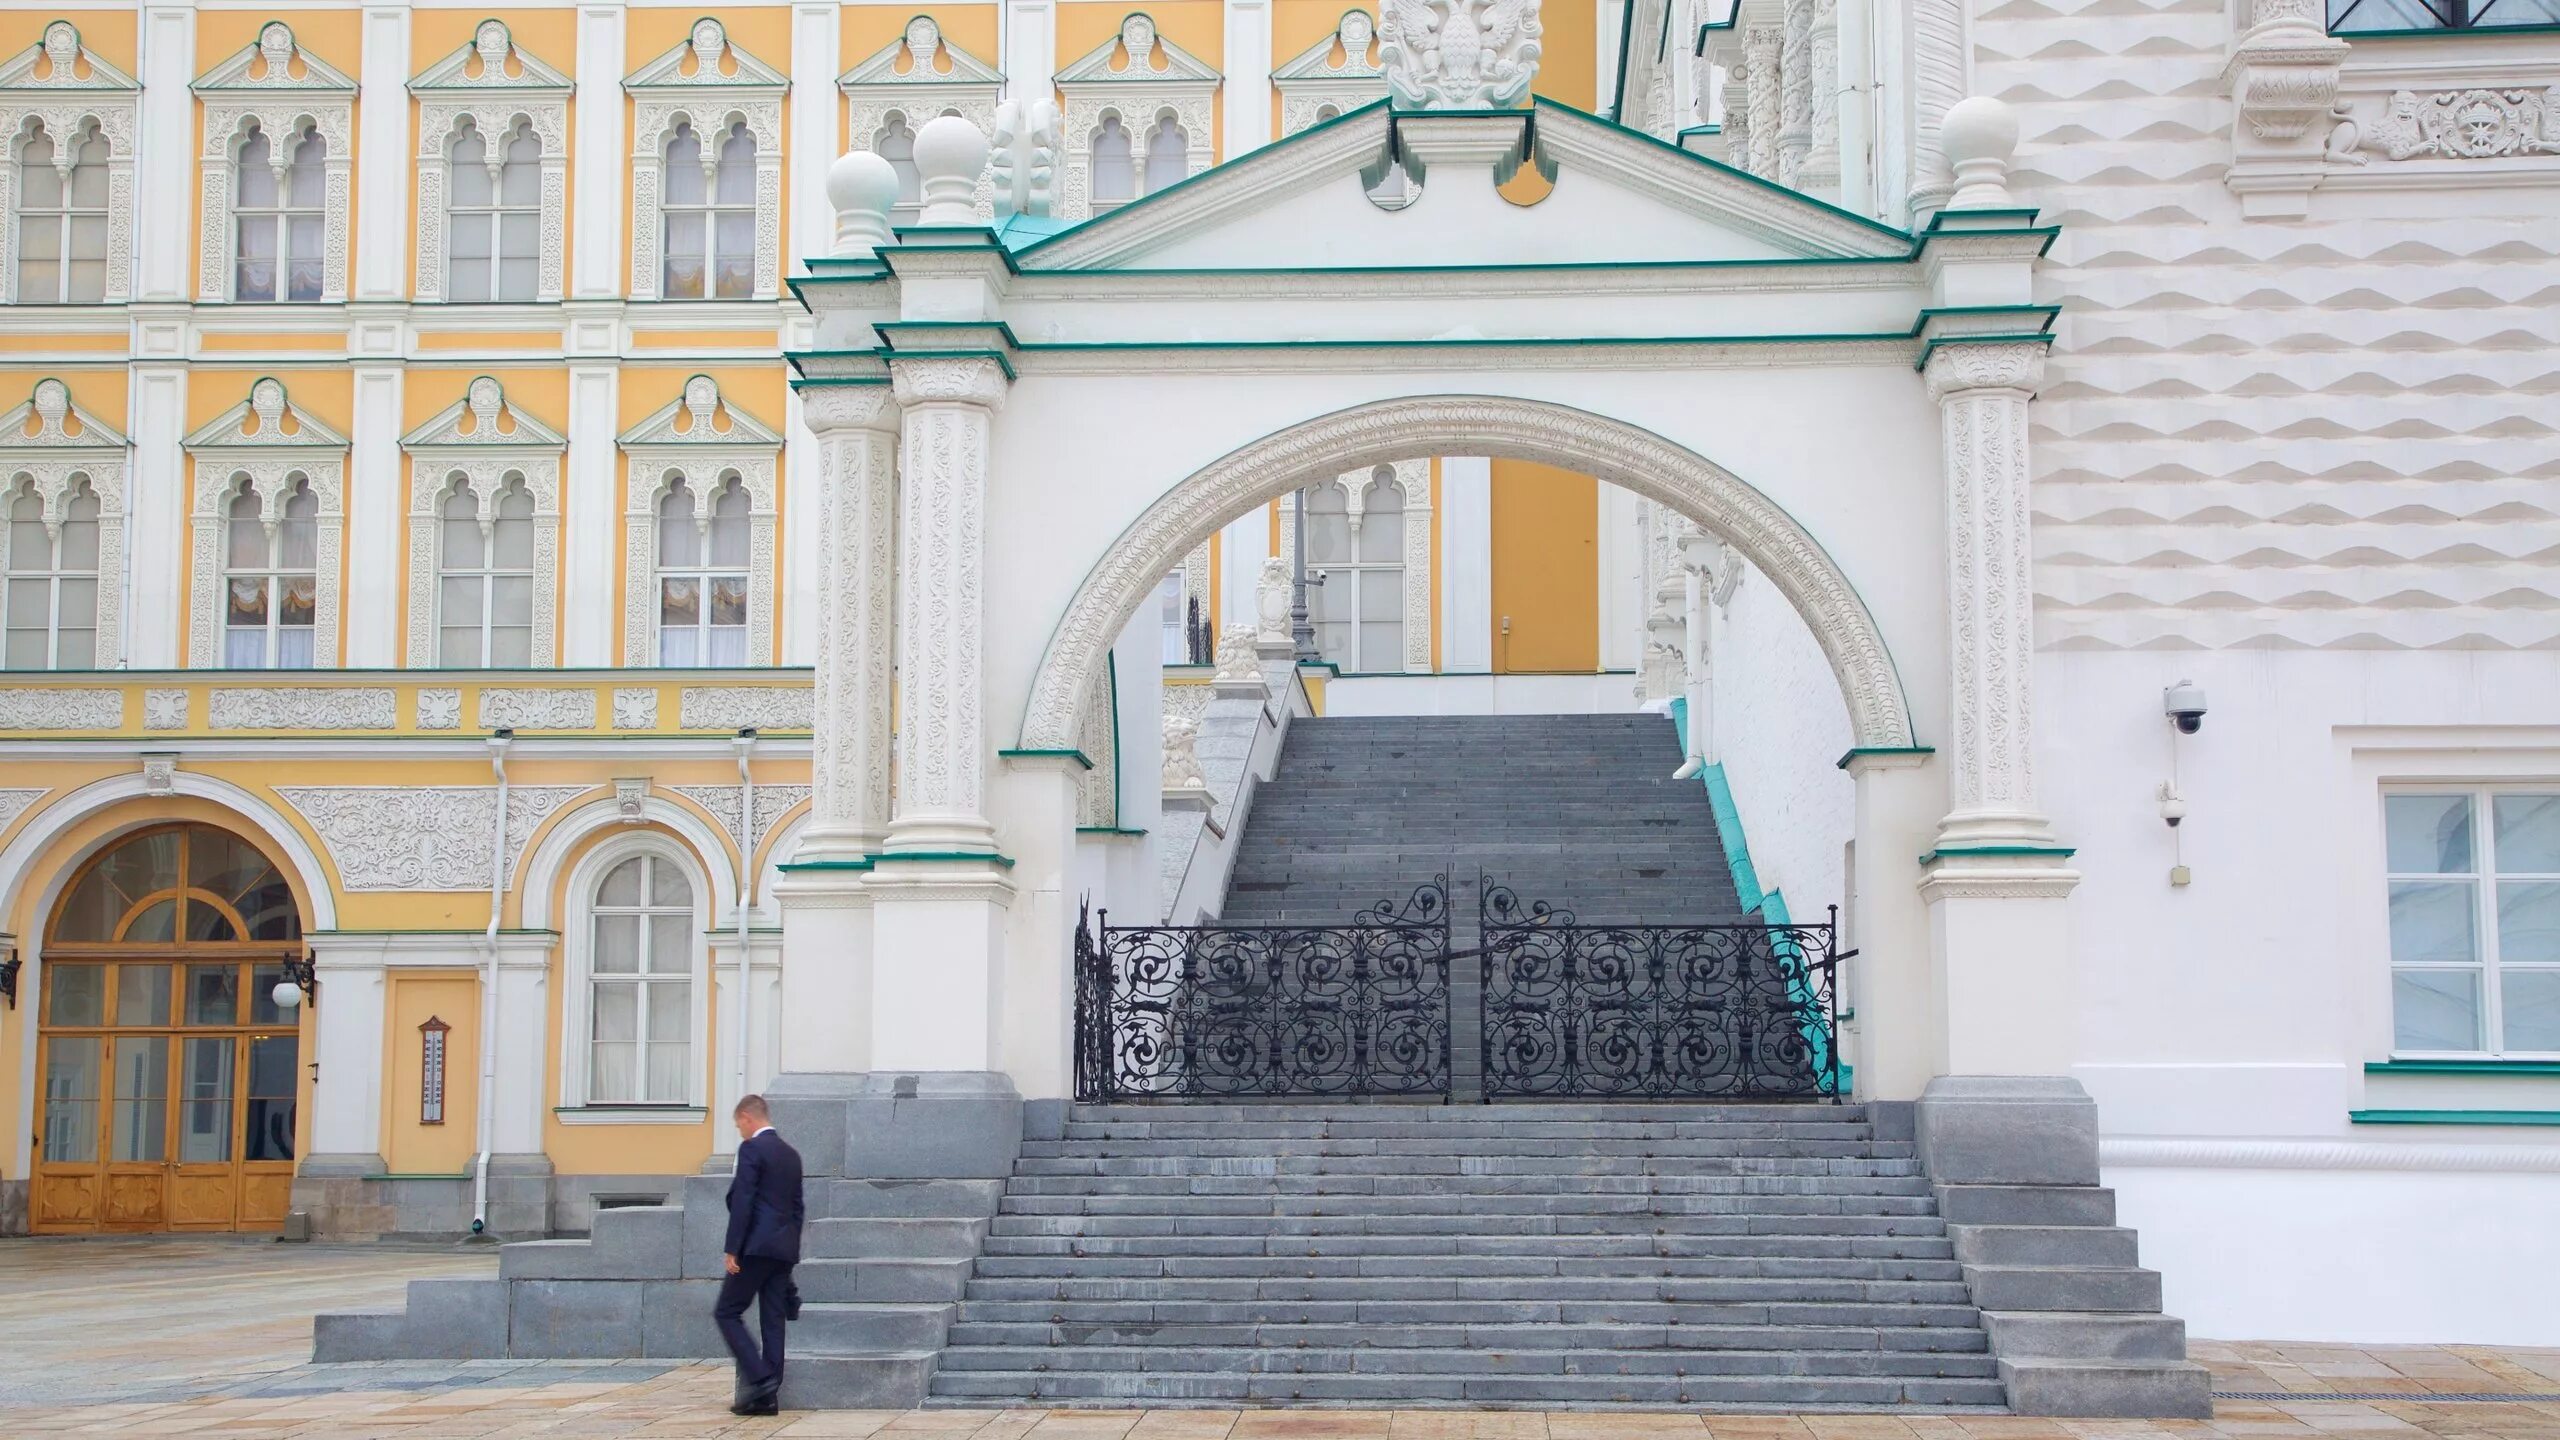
[2163,680,2207,735]
[2158,782,2187,828]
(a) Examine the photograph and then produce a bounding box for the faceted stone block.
[508,1279,645,1358]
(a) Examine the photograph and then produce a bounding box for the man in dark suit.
[715,1093,804,1416]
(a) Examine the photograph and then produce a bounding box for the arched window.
[1143,113,1188,193]
[233,122,325,302]
[1090,113,1135,205]
[1304,467,1405,672]
[877,114,921,220]
[437,476,535,666]
[446,119,541,303]
[585,852,696,1105]
[222,478,317,668]
[657,475,750,665]
[14,120,109,303]
[2,476,99,668]
[661,119,756,300]
[1156,570,1187,664]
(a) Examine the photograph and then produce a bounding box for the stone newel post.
[884,356,1009,856]
[796,383,899,863]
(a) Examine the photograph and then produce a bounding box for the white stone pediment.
[402,376,567,453]
[183,377,348,452]
[624,17,788,98]
[0,21,139,94]
[617,374,783,451]
[411,19,573,97]
[1016,101,1914,272]
[1056,13,1222,87]
[840,15,1004,90]
[192,21,357,97]
[0,377,128,455]
[1274,10,1383,84]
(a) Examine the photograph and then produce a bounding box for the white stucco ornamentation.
[0,688,121,729]
[617,375,784,667]
[142,690,188,730]
[1256,556,1293,645]
[990,98,1062,220]
[476,687,596,730]
[624,18,787,302]
[673,782,812,860]
[1904,0,1967,220]
[678,686,813,731]
[1274,10,1387,135]
[1777,0,1812,187]
[798,383,900,861]
[401,376,566,668]
[840,15,1004,225]
[0,22,139,304]
[1799,0,1840,193]
[0,787,46,831]
[2220,0,2352,217]
[1162,713,1207,793]
[0,378,127,667]
[1213,625,1263,686]
[182,378,348,669]
[1073,661,1119,829]
[1743,22,1783,182]
[408,20,572,304]
[612,688,659,730]
[417,689,463,729]
[2355,88,2560,161]
[279,783,588,889]
[1054,14,1221,221]
[191,23,356,303]
[206,686,396,729]
[1379,0,1542,110]
[886,357,1008,853]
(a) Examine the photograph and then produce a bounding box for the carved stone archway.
[1016,394,1914,753]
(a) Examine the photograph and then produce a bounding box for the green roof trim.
[778,858,874,872]
[998,747,1095,771]
[871,850,1018,868]
[2334,22,2560,39]
[1918,844,2078,865]
[1836,745,1935,770]
[1530,95,1916,248]
[2350,1108,2560,1126]
[2366,1059,2560,1076]
[1077,825,1149,837]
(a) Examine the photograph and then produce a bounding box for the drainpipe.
[731,728,758,1114]
[471,727,514,1237]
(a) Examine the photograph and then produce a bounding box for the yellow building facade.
[0,0,1629,1238]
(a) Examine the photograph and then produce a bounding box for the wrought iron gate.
[1477,884,1846,1102]
[1074,879,1453,1100]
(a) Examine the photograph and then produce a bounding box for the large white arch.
[1017,394,1916,753]
[0,770,341,933]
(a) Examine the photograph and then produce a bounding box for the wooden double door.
[30,825,305,1234]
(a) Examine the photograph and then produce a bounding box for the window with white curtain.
[2385,789,2560,1056]
[1157,570,1187,664]
[1090,113,1135,205]
[445,119,541,303]
[586,851,696,1105]
[14,120,110,304]
[2,477,100,668]
[661,119,755,300]
[233,122,326,302]
[1143,112,1187,193]
[222,477,317,667]
[657,474,750,666]
[1304,469,1405,672]
[437,476,536,666]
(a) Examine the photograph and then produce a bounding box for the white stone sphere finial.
[913,115,990,226]
[1941,96,2019,211]
[826,149,899,256]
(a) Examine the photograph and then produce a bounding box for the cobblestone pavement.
[3,1240,2556,1438]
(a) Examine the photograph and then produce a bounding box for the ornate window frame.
[0,377,125,667]
[0,22,137,304]
[1055,13,1220,221]
[617,375,782,666]
[1277,458,1432,674]
[191,22,355,304]
[410,19,571,305]
[557,831,713,1112]
[181,377,347,668]
[400,375,565,668]
[625,18,786,303]
[840,15,1004,224]
[1273,9,1385,136]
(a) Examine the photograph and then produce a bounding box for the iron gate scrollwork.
[1478,884,1846,1102]
[1074,878,1453,1100]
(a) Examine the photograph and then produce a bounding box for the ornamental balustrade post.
[1744,23,1784,181]
[795,383,900,864]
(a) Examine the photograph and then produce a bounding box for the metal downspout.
[732,728,758,1110]
[471,728,513,1235]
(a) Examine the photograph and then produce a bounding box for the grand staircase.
[928,1102,2011,1408]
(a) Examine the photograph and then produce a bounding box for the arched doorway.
[31,823,306,1233]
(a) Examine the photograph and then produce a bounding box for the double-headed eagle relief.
[1379,0,1545,111]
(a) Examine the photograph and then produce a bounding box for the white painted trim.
[346,365,403,667]
[563,362,619,665]
[553,1105,707,1124]
[132,4,194,302]
[1223,0,1273,157]
[570,4,624,300]
[354,4,410,302]
[120,368,187,667]
[789,1,839,269]
[2103,1139,2560,1174]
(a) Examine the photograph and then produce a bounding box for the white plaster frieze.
[279,783,589,890]
[678,686,813,731]
[0,688,122,729]
[206,687,396,730]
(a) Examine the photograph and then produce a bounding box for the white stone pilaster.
[1799,0,1841,198]
[1778,0,1813,188]
[995,754,1085,1099]
[123,366,187,667]
[1744,23,1783,181]
[489,944,552,1155]
[799,384,900,863]
[1440,456,1492,674]
[345,362,404,666]
[790,1,839,268]
[1223,0,1272,156]
[306,947,387,1158]
[562,361,620,666]
[1597,483,1643,674]
[356,4,412,301]
[885,358,1008,856]
[133,5,194,303]
[1003,0,1056,106]
[572,4,626,298]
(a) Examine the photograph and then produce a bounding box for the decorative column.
[1745,22,1784,181]
[798,384,899,863]
[1799,0,1842,198]
[1777,0,1813,188]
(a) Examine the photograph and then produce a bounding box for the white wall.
[1707,555,1855,922]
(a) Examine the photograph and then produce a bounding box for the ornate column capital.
[890,356,1011,411]
[1924,341,2049,404]
[799,381,902,436]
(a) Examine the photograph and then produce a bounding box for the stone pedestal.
[866,859,1016,1074]
[1914,1075,2099,1187]
[766,1069,1025,1181]
[775,865,874,1075]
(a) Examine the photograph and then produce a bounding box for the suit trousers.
[714,1255,794,1389]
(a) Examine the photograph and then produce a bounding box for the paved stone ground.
[3,1240,2557,1438]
